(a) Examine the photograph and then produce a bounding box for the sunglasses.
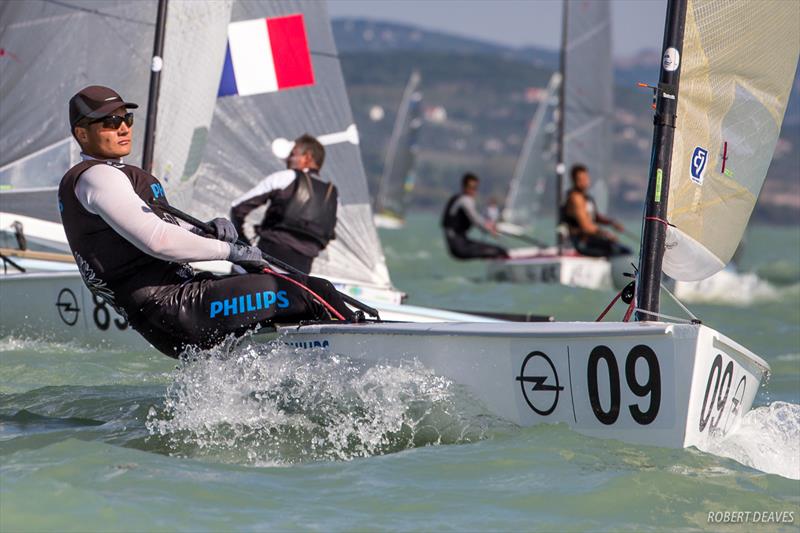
[89,112,134,129]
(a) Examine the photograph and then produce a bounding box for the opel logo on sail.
[516,351,564,416]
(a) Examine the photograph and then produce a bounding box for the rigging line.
[43,0,155,26]
[632,308,695,324]
[659,280,699,322]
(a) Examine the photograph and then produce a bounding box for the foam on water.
[674,271,786,306]
[707,401,800,480]
[146,340,499,465]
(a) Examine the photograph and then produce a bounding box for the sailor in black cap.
[58,85,354,357]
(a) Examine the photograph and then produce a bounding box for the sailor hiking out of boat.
[561,164,631,257]
[229,135,337,274]
[441,173,509,260]
[58,86,354,358]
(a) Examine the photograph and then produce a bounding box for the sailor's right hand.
[227,242,268,272]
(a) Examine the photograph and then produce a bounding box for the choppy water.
[2,214,799,531]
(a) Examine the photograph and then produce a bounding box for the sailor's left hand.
[612,221,625,233]
[207,217,239,243]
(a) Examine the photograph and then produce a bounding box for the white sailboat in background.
[373,70,423,230]
[277,0,798,450]
[488,0,629,290]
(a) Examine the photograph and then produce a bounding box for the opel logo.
[516,351,564,416]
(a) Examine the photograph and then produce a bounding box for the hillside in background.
[333,18,800,224]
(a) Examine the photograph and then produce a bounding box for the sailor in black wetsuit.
[441,173,508,260]
[560,164,631,257]
[58,86,353,358]
[230,135,337,274]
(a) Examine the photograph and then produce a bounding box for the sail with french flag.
[218,14,315,97]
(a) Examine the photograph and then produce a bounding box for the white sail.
[663,0,800,281]
[375,70,423,220]
[562,0,613,214]
[0,1,157,188]
[0,1,231,216]
[191,0,392,289]
[152,1,232,207]
[502,72,561,229]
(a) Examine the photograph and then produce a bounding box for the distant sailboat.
[373,70,423,230]
[489,0,626,290]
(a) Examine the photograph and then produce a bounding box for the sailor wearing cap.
[58,85,353,357]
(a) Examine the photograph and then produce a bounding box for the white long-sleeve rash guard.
[74,158,231,263]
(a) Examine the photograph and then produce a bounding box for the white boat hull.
[488,252,613,290]
[275,320,768,450]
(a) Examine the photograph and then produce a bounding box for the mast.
[142,0,168,173]
[555,0,568,253]
[376,70,420,216]
[636,0,688,320]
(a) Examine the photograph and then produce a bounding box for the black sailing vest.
[261,170,338,248]
[560,187,597,236]
[441,194,472,236]
[58,159,186,315]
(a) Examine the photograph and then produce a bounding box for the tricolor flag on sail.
[218,14,315,97]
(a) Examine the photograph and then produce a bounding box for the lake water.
[1,213,798,531]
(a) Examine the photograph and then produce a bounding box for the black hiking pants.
[445,234,509,260]
[128,271,353,358]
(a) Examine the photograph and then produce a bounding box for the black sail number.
[699,354,734,433]
[92,295,128,331]
[625,345,661,425]
[587,346,621,425]
[587,345,662,426]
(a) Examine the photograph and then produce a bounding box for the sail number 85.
[587,344,661,426]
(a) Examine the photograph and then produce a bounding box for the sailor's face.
[75,106,133,159]
[575,170,591,191]
[286,145,313,170]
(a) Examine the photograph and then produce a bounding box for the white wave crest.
[707,402,800,479]
[673,270,780,306]
[146,340,491,464]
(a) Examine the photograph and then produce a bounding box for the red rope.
[645,216,670,227]
[262,268,346,321]
[622,297,636,322]
[595,290,623,322]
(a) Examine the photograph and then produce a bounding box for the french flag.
[218,14,315,97]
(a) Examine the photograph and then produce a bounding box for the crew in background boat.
[230,135,337,274]
[58,86,353,358]
[441,173,509,260]
[561,164,631,257]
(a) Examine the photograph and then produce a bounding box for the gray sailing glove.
[227,242,268,272]
[207,217,238,243]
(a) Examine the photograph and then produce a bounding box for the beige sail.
[663,0,800,281]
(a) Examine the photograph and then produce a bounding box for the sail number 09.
[587,344,661,425]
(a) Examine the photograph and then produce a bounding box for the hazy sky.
[327,0,667,58]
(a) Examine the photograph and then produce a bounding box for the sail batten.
[663,0,800,281]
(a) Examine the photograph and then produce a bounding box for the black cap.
[69,85,138,128]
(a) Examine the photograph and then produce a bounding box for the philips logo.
[285,340,330,349]
[209,290,289,318]
[691,147,708,185]
[150,183,165,199]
